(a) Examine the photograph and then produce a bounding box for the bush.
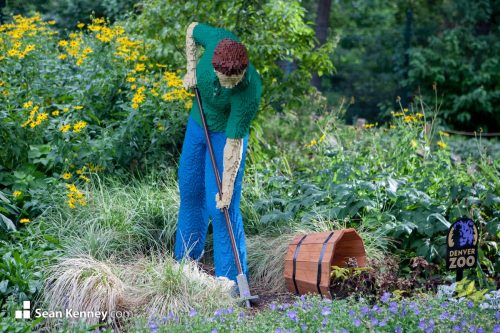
[0,14,191,222]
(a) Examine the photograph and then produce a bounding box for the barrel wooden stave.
[284,228,367,299]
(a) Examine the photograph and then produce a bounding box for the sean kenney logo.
[15,301,131,320]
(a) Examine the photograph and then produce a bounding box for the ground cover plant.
[0,6,498,333]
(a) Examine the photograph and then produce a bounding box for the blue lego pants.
[174,115,249,283]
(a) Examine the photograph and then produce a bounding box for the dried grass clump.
[43,255,128,326]
[247,233,296,294]
[124,254,236,317]
[43,253,236,331]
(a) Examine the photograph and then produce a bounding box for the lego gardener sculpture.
[174,22,262,285]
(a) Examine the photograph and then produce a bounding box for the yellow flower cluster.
[21,104,49,128]
[304,133,327,148]
[87,17,125,44]
[59,120,87,133]
[132,86,146,109]
[363,122,378,129]
[58,33,93,66]
[13,190,22,198]
[162,88,193,102]
[115,36,142,62]
[65,183,86,209]
[164,71,183,88]
[20,218,30,224]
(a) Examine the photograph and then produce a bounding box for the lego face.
[214,68,246,88]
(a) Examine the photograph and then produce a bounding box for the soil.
[197,262,296,314]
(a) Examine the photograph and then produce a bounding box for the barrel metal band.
[292,234,308,295]
[316,232,335,298]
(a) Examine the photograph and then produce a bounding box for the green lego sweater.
[189,23,262,139]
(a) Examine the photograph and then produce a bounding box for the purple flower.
[441,302,449,308]
[453,325,461,332]
[396,327,402,333]
[212,330,218,333]
[225,307,234,314]
[214,309,222,317]
[269,303,277,311]
[276,329,283,333]
[301,324,308,331]
[467,301,474,308]
[372,304,380,312]
[189,308,197,317]
[379,319,387,327]
[477,328,484,333]
[360,306,369,315]
[321,307,331,316]
[371,318,379,326]
[493,325,500,333]
[418,319,426,330]
[381,292,391,303]
[354,318,361,327]
[149,321,157,333]
[426,328,434,333]
[321,318,328,328]
[348,310,355,317]
[287,310,299,323]
[300,294,306,301]
[389,302,398,314]
[440,312,449,320]
[496,313,500,320]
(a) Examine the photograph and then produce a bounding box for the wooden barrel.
[284,229,366,299]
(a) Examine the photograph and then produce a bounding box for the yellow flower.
[58,40,68,47]
[79,175,90,182]
[51,110,59,116]
[73,120,87,133]
[62,172,72,180]
[20,218,30,224]
[139,55,148,61]
[59,124,71,132]
[77,23,85,29]
[48,20,56,25]
[24,44,35,53]
[318,133,326,143]
[127,77,136,83]
[438,130,450,137]
[23,101,33,108]
[134,63,146,72]
[63,107,69,112]
[411,139,418,148]
[156,63,166,68]
[437,141,448,149]
[69,32,78,39]
[131,84,137,90]
[73,105,83,110]
[82,47,93,54]
[13,191,22,198]
[7,49,18,57]
[185,100,193,109]
[403,108,409,112]
[416,113,424,118]
[389,124,396,129]
[58,53,67,60]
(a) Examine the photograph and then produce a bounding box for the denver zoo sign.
[446,218,478,280]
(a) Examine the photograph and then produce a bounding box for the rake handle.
[193,87,244,276]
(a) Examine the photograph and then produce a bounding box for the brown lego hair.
[212,39,248,76]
